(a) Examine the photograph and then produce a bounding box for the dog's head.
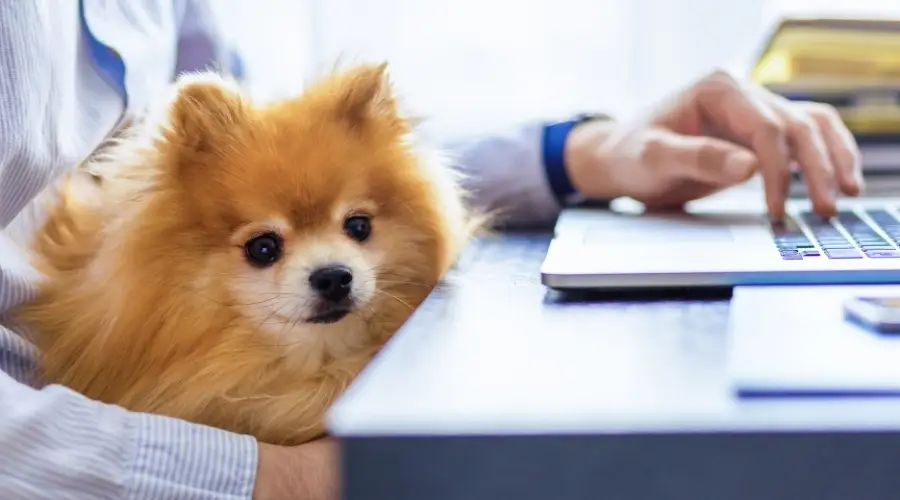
[103,64,473,360]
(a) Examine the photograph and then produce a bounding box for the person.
[0,1,862,499]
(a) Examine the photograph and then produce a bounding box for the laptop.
[728,284,900,397]
[540,188,900,290]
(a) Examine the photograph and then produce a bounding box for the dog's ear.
[331,62,402,130]
[165,72,246,154]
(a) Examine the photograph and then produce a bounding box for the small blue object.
[78,0,128,106]
[541,120,580,205]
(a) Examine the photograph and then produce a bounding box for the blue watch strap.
[542,113,614,207]
[542,119,580,205]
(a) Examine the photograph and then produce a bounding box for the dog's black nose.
[309,265,353,302]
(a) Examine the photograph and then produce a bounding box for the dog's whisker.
[173,283,298,307]
[375,279,431,288]
[284,306,306,346]
[252,301,290,339]
[374,289,414,311]
[239,295,296,306]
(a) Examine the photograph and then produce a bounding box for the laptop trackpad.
[584,218,736,244]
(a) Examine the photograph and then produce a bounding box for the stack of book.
[751,17,900,197]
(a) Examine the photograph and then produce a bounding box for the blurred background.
[211,0,900,140]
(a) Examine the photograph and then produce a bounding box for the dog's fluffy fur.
[14,64,476,445]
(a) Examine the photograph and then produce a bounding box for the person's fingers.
[793,101,863,196]
[762,93,838,217]
[643,128,757,186]
[690,71,793,218]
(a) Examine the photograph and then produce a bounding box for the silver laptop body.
[541,191,900,290]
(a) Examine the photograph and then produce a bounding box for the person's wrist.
[253,439,337,500]
[542,119,583,205]
[563,117,622,201]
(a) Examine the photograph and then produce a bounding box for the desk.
[327,231,900,500]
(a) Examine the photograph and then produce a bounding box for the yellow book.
[751,18,900,135]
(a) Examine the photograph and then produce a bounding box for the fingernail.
[855,171,865,192]
[814,200,837,218]
[767,201,785,221]
[725,150,755,179]
[840,172,864,197]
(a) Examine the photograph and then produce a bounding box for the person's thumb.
[653,130,758,186]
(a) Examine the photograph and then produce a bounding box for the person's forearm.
[0,362,257,499]
[444,122,562,227]
[443,115,611,227]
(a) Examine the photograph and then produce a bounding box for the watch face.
[577,113,612,123]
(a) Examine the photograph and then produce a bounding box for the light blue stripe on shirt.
[78,0,129,105]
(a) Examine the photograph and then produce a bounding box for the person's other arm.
[0,361,257,498]
[0,2,259,495]
[0,3,332,498]
[0,352,332,498]
[445,117,593,227]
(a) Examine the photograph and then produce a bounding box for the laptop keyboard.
[773,208,900,260]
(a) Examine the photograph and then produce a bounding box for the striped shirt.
[0,1,563,498]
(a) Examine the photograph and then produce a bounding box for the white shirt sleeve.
[445,121,563,227]
[0,358,258,499]
[0,2,259,498]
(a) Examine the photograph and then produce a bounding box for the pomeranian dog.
[14,63,477,445]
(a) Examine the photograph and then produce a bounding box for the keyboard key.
[867,209,897,221]
[777,245,812,252]
[775,237,812,245]
[865,250,900,258]
[804,209,900,254]
[818,236,852,243]
[815,228,844,234]
[802,250,821,257]
[770,218,815,254]
[825,249,863,259]
[865,209,900,243]
[838,210,864,220]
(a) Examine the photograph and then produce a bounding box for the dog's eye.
[343,215,371,242]
[244,232,282,267]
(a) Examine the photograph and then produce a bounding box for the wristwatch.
[574,112,613,125]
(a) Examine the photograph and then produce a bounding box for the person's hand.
[564,70,863,218]
[253,438,338,500]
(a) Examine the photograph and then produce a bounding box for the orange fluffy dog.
[14,63,475,445]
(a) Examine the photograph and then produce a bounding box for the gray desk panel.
[328,232,900,499]
[343,433,900,500]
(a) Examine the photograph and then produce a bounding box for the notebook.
[728,284,900,397]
